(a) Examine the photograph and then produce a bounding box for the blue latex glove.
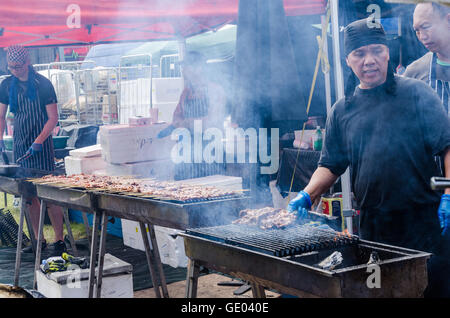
[438,194,450,236]
[0,140,5,152]
[287,190,312,213]
[26,143,43,156]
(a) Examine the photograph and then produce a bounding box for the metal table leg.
[82,212,91,252]
[95,213,108,298]
[62,208,78,256]
[148,224,169,298]
[251,283,266,298]
[33,200,47,290]
[139,222,162,298]
[22,198,36,254]
[185,258,200,298]
[13,196,27,286]
[88,210,101,298]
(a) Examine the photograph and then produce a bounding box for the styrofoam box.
[175,175,243,191]
[121,220,187,268]
[153,102,178,124]
[36,253,133,298]
[65,156,107,175]
[99,123,176,164]
[69,144,103,158]
[105,159,175,180]
[152,77,183,104]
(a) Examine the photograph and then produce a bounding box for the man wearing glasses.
[0,45,66,256]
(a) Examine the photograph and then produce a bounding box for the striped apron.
[429,54,449,115]
[428,54,449,177]
[13,83,55,171]
[174,87,225,180]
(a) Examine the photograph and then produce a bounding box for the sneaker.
[50,240,67,257]
[22,240,47,253]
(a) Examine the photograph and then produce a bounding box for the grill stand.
[33,185,171,298]
[0,174,78,287]
[185,258,267,298]
[181,233,431,298]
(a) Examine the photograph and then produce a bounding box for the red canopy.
[0,0,326,47]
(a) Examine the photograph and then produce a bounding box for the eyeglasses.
[7,64,26,71]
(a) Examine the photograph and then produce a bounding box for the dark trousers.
[360,203,449,298]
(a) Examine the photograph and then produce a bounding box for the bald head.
[413,2,450,59]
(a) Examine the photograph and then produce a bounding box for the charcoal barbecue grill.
[181,224,431,298]
[31,181,249,298]
[0,168,79,288]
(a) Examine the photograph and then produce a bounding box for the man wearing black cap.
[288,18,450,297]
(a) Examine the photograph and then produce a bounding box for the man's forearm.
[0,119,6,140]
[444,147,450,195]
[304,167,340,202]
[34,118,57,144]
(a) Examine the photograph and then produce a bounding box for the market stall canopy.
[0,0,326,48]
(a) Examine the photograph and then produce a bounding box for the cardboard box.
[99,123,176,164]
[36,253,133,298]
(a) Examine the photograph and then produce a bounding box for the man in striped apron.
[0,45,66,255]
[404,3,450,297]
[171,51,227,180]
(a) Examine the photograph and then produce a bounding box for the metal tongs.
[15,152,32,164]
[430,177,450,190]
[1,150,10,165]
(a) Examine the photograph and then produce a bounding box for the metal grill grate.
[186,224,359,257]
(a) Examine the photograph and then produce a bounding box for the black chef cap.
[344,18,387,56]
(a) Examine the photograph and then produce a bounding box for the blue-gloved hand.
[0,140,5,152]
[287,190,312,213]
[26,143,43,156]
[438,194,450,236]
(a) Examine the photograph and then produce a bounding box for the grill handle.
[430,177,450,190]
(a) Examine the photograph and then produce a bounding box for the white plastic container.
[121,220,187,268]
[36,253,133,298]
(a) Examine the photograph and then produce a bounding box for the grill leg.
[185,258,200,298]
[95,212,108,298]
[139,222,162,298]
[13,196,27,286]
[82,212,91,253]
[23,198,37,254]
[148,224,169,298]
[251,283,266,298]
[88,210,101,298]
[63,208,78,256]
[33,199,47,290]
